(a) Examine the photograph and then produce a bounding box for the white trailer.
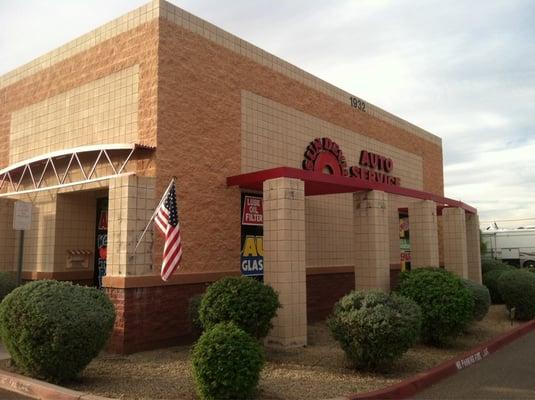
[481,228,535,268]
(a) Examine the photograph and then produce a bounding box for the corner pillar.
[442,207,468,278]
[466,213,482,283]
[107,175,156,277]
[105,175,156,354]
[353,190,390,291]
[263,177,306,348]
[408,200,439,268]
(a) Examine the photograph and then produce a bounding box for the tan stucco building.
[0,0,481,353]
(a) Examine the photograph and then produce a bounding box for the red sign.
[302,138,401,186]
[302,138,349,176]
[401,251,412,262]
[242,196,263,226]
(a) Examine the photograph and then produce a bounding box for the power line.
[480,217,535,223]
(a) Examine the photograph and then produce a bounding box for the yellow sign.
[241,235,264,276]
[242,235,263,257]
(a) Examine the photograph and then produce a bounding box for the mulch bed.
[61,305,516,400]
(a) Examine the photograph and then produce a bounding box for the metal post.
[17,230,24,285]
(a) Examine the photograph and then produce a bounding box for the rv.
[481,228,535,268]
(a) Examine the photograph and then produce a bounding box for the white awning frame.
[0,143,152,197]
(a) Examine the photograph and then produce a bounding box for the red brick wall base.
[306,271,355,323]
[105,283,208,354]
[104,267,404,353]
[390,264,402,291]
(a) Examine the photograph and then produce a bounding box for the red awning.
[227,167,476,214]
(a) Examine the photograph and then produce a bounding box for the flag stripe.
[154,182,182,281]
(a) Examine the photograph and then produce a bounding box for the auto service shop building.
[0,0,481,353]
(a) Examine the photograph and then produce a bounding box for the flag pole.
[132,177,175,255]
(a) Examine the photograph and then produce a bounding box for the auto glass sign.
[241,235,264,276]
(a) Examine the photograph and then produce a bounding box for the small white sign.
[13,201,32,231]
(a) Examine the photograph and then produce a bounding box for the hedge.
[199,277,280,339]
[192,322,264,399]
[0,280,116,382]
[328,290,421,370]
[398,267,474,345]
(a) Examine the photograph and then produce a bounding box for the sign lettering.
[302,138,401,186]
[242,196,263,226]
[241,235,264,276]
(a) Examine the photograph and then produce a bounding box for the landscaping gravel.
[66,305,514,400]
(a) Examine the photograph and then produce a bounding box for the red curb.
[0,368,113,400]
[345,319,535,400]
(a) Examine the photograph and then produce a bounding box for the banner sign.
[399,215,411,271]
[242,196,263,226]
[241,194,263,277]
[241,235,264,276]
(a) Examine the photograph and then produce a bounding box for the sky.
[1,0,534,229]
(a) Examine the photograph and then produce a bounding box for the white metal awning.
[0,143,154,197]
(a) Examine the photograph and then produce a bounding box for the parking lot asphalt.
[411,330,535,399]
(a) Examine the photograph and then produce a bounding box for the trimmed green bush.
[481,259,512,275]
[0,272,17,302]
[327,290,421,370]
[188,294,204,336]
[398,267,474,346]
[0,280,116,382]
[192,322,264,400]
[199,277,280,339]
[483,267,514,304]
[462,278,491,321]
[498,269,535,320]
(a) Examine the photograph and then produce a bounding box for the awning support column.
[353,190,390,291]
[442,207,468,278]
[408,200,440,268]
[263,177,306,348]
[466,213,482,283]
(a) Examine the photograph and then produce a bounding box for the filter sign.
[241,195,263,226]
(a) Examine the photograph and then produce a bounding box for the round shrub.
[461,278,491,321]
[192,322,264,400]
[199,277,280,339]
[498,269,535,320]
[0,280,116,382]
[483,267,514,304]
[0,272,17,302]
[398,267,474,346]
[327,290,421,370]
[481,259,512,275]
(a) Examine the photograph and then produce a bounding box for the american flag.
[154,181,182,281]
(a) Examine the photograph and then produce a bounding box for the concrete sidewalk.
[411,330,535,399]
